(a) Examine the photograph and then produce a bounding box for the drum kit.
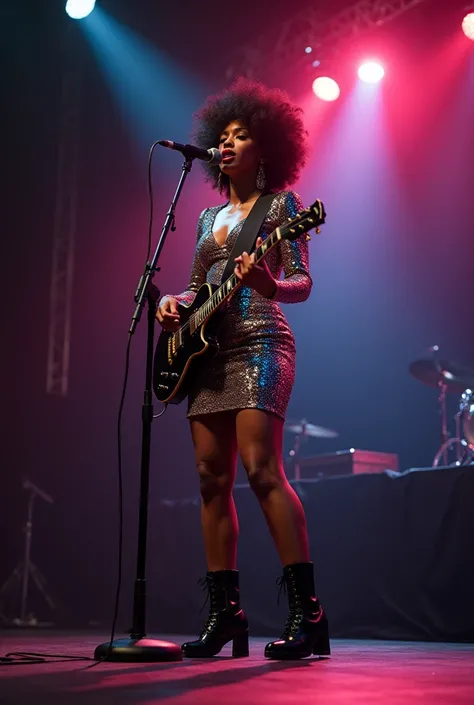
[283,346,474,474]
[409,347,474,467]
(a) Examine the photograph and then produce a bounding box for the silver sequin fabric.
[166,191,312,419]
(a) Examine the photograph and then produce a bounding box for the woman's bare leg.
[236,408,309,565]
[190,411,238,570]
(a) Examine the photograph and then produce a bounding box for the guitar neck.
[190,226,283,332]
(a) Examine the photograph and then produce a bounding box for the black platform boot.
[182,569,249,658]
[264,562,330,660]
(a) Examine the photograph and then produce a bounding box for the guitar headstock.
[280,199,326,242]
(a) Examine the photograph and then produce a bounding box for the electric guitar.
[152,199,326,404]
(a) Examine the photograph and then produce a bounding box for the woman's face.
[218,120,261,181]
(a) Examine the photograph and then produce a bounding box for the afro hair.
[193,77,308,195]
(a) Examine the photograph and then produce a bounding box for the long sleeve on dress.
[161,209,207,307]
[270,191,313,304]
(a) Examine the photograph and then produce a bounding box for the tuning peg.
[305,234,311,241]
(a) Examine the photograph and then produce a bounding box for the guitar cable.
[86,140,169,666]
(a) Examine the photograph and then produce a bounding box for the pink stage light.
[312,77,340,102]
[462,12,474,40]
[358,61,385,84]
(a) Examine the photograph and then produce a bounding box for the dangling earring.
[217,170,223,195]
[256,160,266,191]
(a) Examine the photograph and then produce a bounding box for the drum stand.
[0,480,56,626]
[431,348,465,467]
[437,380,450,467]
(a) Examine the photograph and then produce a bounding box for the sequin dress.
[166,190,312,419]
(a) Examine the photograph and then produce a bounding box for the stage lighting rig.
[225,0,428,82]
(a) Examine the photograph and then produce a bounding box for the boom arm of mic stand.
[129,155,195,335]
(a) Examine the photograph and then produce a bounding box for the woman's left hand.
[234,237,277,298]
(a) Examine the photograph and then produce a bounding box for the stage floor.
[0,631,473,704]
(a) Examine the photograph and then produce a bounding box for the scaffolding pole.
[46,56,81,397]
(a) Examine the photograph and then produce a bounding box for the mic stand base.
[94,637,182,663]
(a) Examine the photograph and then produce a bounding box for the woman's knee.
[197,459,233,503]
[242,455,283,500]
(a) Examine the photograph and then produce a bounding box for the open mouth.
[221,150,236,164]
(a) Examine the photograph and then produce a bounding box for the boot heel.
[232,630,249,658]
[312,630,331,656]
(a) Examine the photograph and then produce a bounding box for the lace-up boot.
[182,569,249,658]
[264,562,330,660]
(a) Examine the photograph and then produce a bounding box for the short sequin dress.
[166,190,312,419]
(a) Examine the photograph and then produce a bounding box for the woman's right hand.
[156,297,180,331]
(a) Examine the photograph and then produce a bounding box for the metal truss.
[225,0,428,80]
[46,56,81,396]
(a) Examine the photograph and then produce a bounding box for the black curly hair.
[193,77,308,195]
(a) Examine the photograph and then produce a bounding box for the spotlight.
[65,0,96,19]
[462,12,474,40]
[358,61,385,84]
[312,77,340,102]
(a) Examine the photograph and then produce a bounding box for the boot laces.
[197,576,227,634]
[276,573,304,639]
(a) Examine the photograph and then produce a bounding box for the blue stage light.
[65,0,96,20]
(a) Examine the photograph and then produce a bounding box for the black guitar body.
[153,283,222,404]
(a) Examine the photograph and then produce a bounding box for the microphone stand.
[94,153,195,662]
[0,479,55,626]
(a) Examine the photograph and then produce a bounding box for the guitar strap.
[220,192,277,284]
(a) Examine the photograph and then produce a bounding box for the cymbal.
[284,419,338,438]
[409,358,474,394]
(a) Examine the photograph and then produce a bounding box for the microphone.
[158,140,222,165]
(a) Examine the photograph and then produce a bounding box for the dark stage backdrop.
[1,0,473,632]
[148,466,474,642]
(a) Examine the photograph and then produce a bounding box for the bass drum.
[460,389,474,448]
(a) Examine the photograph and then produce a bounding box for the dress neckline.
[210,204,247,249]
